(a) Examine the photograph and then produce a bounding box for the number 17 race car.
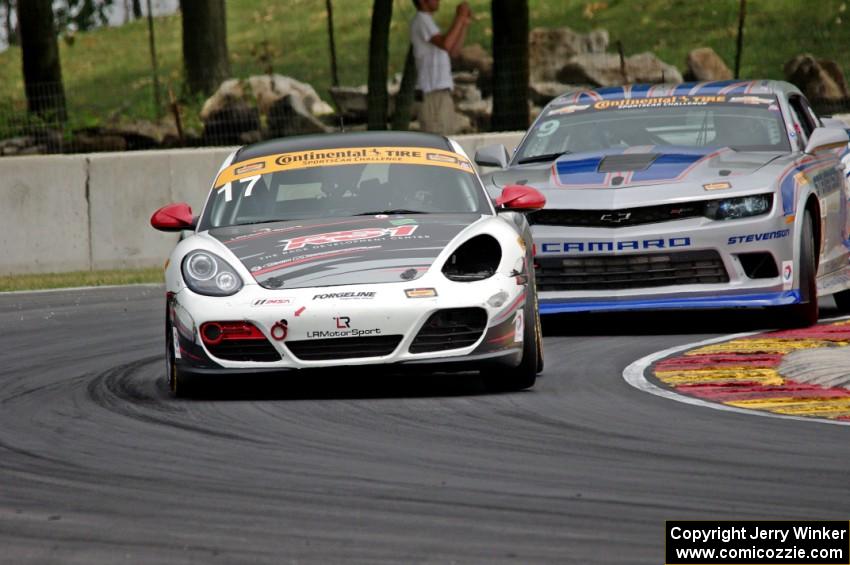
[151,132,545,396]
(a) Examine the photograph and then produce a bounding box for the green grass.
[0,0,848,129]
[0,268,164,292]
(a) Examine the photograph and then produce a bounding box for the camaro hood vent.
[208,214,480,289]
[597,153,659,173]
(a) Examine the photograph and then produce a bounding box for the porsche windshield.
[517,95,790,163]
[200,154,489,229]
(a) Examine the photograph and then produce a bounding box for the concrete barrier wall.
[0,155,90,275]
[0,133,523,275]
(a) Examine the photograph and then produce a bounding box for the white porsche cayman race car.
[478,80,850,327]
[152,132,545,396]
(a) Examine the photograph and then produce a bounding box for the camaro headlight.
[181,251,244,296]
[704,194,773,221]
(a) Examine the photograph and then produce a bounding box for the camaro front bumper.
[533,207,800,314]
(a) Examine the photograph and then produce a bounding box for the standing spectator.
[410,0,472,135]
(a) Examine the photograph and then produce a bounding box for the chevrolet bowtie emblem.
[600,212,632,223]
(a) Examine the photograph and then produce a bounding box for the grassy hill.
[0,0,848,128]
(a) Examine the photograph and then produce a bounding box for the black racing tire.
[833,289,850,313]
[782,209,819,328]
[534,285,544,374]
[166,319,198,398]
[484,281,540,392]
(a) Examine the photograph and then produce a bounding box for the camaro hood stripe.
[551,147,733,189]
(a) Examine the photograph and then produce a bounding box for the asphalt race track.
[1,286,849,564]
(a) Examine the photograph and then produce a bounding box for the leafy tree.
[491,0,529,131]
[18,0,67,121]
[367,0,392,130]
[179,0,230,96]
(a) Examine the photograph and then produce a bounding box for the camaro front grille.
[285,335,403,361]
[409,308,487,353]
[535,250,729,291]
[530,203,704,228]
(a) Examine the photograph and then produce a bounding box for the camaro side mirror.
[151,202,195,232]
[820,117,848,130]
[805,127,849,154]
[496,185,546,212]
[474,144,510,169]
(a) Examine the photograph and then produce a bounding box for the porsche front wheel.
[166,320,197,397]
[483,286,541,392]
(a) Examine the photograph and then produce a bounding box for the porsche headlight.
[442,235,502,282]
[181,251,244,296]
[704,194,773,221]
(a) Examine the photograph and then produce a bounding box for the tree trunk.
[132,0,142,19]
[325,0,339,87]
[391,46,416,131]
[18,0,67,122]
[179,0,230,96]
[491,0,529,132]
[367,0,392,130]
[4,0,18,46]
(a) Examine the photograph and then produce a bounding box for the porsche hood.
[207,214,481,289]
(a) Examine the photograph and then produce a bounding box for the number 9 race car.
[476,80,850,327]
[151,132,545,396]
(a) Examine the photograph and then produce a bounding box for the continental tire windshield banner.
[214,146,474,188]
[665,520,850,564]
[547,94,778,117]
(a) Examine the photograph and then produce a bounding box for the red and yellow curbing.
[651,319,850,421]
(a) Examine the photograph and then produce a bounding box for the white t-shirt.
[410,12,453,93]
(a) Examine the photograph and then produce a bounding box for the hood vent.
[598,153,659,173]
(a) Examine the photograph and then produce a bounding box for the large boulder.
[328,85,369,120]
[248,75,335,117]
[452,43,493,95]
[627,52,684,84]
[71,129,128,153]
[784,55,849,101]
[685,47,732,81]
[268,94,331,137]
[456,98,491,132]
[452,44,492,77]
[529,27,609,82]
[329,81,402,122]
[529,81,578,106]
[200,75,333,142]
[202,100,261,145]
[557,52,683,87]
[101,120,181,150]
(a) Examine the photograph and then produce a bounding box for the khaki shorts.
[419,89,456,135]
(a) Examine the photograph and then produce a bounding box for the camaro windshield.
[200,148,490,229]
[516,95,791,163]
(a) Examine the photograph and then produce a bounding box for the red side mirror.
[495,185,546,212]
[151,202,195,232]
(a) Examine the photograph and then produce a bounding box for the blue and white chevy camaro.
[477,80,850,326]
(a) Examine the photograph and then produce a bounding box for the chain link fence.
[1,1,850,157]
